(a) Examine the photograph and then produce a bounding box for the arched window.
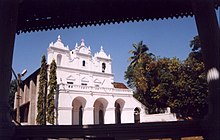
[82,60,85,66]
[102,63,106,72]
[57,54,62,66]
[115,102,121,124]
[134,108,140,123]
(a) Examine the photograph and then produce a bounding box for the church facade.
[15,36,176,125]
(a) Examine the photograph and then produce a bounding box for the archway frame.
[0,0,219,139]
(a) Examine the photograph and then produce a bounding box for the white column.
[105,107,115,124]
[83,107,94,125]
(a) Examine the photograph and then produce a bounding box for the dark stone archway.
[0,0,219,139]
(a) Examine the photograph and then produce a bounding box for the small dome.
[94,46,111,59]
[75,38,91,55]
[52,35,68,50]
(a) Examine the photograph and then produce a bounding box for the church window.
[57,54,62,66]
[82,60,85,66]
[102,63,106,72]
[134,107,140,123]
[67,81,74,88]
[67,81,73,84]
[81,83,87,86]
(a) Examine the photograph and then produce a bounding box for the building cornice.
[57,65,114,77]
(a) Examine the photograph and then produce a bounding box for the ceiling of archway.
[16,0,220,34]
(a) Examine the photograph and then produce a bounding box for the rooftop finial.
[81,38,85,46]
[100,46,104,52]
[57,35,61,42]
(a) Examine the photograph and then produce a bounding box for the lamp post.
[12,68,27,123]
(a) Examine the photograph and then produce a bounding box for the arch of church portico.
[72,96,86,125]
[114,98,125,124]
[93,98,108,124]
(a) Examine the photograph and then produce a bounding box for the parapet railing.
[60,84,133,95]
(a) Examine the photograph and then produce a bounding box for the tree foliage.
[175,35,208,119]
[36,55,48,125]
[47,59,57,125]
[9,79,17,118]
[125,37,208,119]
[125,41,154,91]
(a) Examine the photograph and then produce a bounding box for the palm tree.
[125,41,153,92]
[128,41,151,67]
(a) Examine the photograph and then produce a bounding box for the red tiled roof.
[112,82,128,89]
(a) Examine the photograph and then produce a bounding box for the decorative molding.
[106,107,115,111]
[122,108,134,111]
[83,107,94,111]
[58,107,72,110]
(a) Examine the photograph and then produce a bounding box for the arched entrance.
[115,99,125,124]
[72,96,86,125]
[93,98,108,124]
[134,107,140,123]
[115,102,121,124]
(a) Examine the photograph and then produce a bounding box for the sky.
[12,10,219,84]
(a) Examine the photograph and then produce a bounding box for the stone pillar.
[0,0,19,139]
[58,107,72,125]
[191,0,220,139]
[105,107,115,124]
[83,107,94,125]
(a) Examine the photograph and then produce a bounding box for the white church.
[15,36,176,125]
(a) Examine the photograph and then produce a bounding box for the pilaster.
[105,107,115,124]
[83,107,94,125]
[28,80,37,125]
[121,108,134,123]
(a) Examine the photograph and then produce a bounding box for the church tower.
[47,35,114,88]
